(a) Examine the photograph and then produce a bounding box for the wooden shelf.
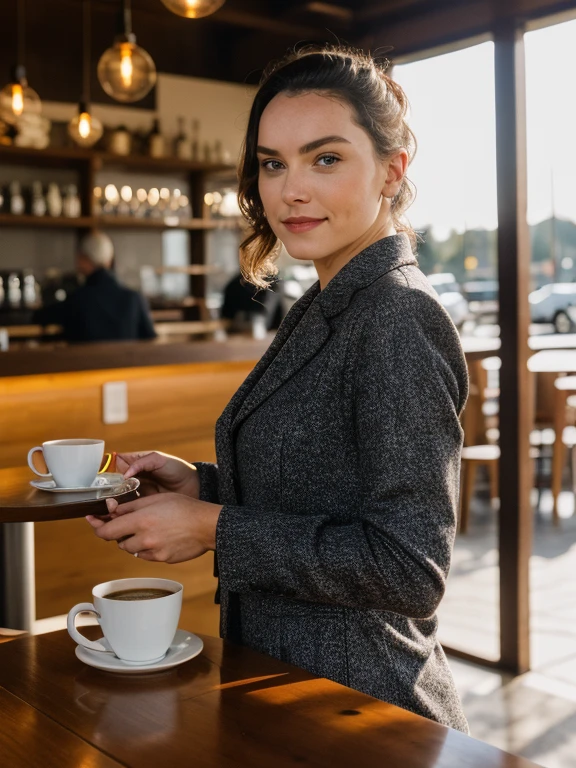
[0,214,93,228]
[153,265,223,275]
[98,215,243,231]
[0,214,243,231]
[0,145,234,175]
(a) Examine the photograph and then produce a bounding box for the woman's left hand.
[85,494,223,563]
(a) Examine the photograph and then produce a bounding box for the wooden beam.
[493,17,532,675]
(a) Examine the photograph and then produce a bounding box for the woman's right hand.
[115,451,200,499]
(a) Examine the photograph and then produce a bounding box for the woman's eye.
[317,154,340,167]
[261,159,284,171]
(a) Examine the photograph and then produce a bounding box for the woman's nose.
[281,171,311,205]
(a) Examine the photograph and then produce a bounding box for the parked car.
[426,273,470,329]
[529,282,576,333]
[463,280,499,323]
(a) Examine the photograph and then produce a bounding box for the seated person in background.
[34,231,156,343]
[220,271,283,336]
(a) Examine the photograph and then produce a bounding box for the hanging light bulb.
[68,102,103,148]
[0,0,42,125]
[159,0,225,18]
[68,1,103,148]
[97,0,156,103]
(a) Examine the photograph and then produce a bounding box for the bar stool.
[551,375,576,525]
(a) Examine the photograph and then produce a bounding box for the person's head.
[76,231,115,276]
[238,45,416,288]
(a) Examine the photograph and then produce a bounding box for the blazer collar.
[316,233,417,319]
[225,234,417,440]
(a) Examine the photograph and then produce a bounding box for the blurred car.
[463,280,499,323]
[529,282,576,333]
[426,273,470,329]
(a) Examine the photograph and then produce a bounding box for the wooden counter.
[0,343,266,621]
[0,336,271,377]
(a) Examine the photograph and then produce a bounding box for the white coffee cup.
[28,438,111,488]
[67,578,183,665]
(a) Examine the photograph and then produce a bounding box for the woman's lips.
[282,217,326,233]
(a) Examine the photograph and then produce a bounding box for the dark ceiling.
[0,0,573,109]
[0,0,457,108]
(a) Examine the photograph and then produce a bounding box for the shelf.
[153,265,223,275]
[0,214,243,231]
[0,214,93,228]
[98,215,243,231]
[0,145,235,175]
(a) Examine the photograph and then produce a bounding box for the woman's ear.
[382,149,409,198]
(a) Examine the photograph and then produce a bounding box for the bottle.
[62,184,81,218]
[148,119,165,158]
[31,181,47,216]
[7,273,21,307]
[173,116,192,160]
[9,181,25,215]
[108,125,131,156]
[202,142,212,163]
[46,183,63,217]
[22,270,38,307]
[191,119,199,161]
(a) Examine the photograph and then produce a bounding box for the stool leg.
[460,460,477,534]
[552,388,567,527]
[488,459,499,506]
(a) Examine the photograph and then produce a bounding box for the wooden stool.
[551,376,576,525]
[459,445,500,533]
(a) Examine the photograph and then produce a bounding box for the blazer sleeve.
[193,461,220,503]
[215,304,467,619]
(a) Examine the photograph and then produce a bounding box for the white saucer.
[75,629,203,674]
[30,473,140,495]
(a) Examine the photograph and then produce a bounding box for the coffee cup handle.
[27,446,52,478]
[97,452,113,475]
[67,603,111,653]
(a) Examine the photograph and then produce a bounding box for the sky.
[393,18,576,240]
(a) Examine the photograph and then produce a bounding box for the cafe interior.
[1,1,576,766]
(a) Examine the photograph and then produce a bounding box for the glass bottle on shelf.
[31,180,47,216]
[7,273,22,307]
[62,184,81,217]
[191,119,199,161]
[108,125,132,156]
[173,116,192,160]
[9,181,25,215]
[22,270,39,308]
[46,183,63,217]
[148,119,165,158]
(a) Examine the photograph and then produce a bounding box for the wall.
[0,73,255,288]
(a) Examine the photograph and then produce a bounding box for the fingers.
[118,451,167,480]
[105,493,163,517]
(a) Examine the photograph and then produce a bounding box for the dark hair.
[237,44,417,288]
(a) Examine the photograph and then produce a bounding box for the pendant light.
[0,0,41,125]
[159,0,225,18]
[97,0,156,103]
[68,0,103,148]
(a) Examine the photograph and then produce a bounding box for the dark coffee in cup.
[104,588,174,601]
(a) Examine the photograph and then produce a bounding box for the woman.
[87,46,469,733]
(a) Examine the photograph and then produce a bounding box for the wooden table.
[0,629,539,768]
[0,466,138,631]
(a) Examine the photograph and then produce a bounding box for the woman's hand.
[85,494,222,563]
[115,451,200,498]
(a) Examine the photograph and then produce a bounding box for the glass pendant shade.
[159,0,226,19]
[0,69,41,125]
[97,38,156,102]
[68,104,103,147]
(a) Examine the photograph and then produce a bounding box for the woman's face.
[257,91,406,280]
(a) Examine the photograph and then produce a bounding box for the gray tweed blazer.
[195,234,469,732]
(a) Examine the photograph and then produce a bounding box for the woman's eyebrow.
[256,135,351,157]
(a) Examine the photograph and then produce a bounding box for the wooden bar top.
[0,336,271,378]
[0,629,539,768]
